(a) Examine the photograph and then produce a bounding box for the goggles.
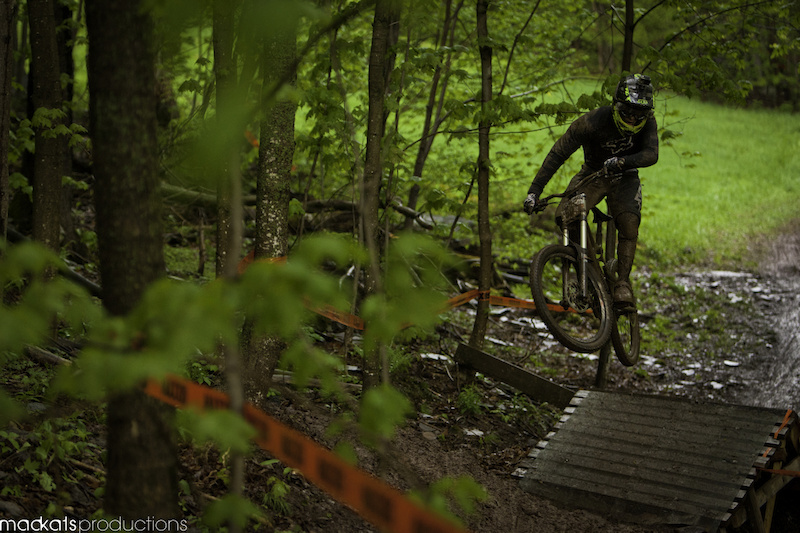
[616,102,650,124]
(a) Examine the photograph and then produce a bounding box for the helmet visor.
[616,102,650,126]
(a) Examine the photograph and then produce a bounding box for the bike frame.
[530,168,640,363]
[541,170,620,303]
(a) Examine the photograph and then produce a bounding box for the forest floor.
[2,224,799,532]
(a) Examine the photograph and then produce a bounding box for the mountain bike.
[528,169,640,366]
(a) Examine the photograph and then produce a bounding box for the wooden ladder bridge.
[455,343,799,533]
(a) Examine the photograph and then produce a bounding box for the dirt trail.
[729,225,800,410]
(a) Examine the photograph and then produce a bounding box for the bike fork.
[578,215,587,298]
[561,209,588,302]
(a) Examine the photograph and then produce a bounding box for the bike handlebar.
[532,168,622,213]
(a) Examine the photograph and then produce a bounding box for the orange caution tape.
[237,250,586,330]
[761,409,795,458]
[143,374,467,533]
[245,130,259,148]
[312,303,366,331]
[774,409,794,439]
[444,289,483,310]
[487,294,537,310]
[445,290,578,314]
[237,250,286,275]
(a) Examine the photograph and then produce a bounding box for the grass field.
[474,87,800,270]
[635,95,800,267]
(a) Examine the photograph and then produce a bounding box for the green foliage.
[0,414,98,495]
[202,493,265,531]
[386,344,415,375]
[0,395,23,425]
[456,385,484,417]
[280,340,345,396]
[9,172,32,200]
[176,409,256,455]
[409,475,488,525]
[28,108,90,148]
[1,232,461,525]
[0,242,100,424]
[54,278,237,401]
[490,393,558,436]
[7,1,800,526]
[361,234,459,353]
[188,359,220,386]
[358,384,413,447]
[260,460,293,515]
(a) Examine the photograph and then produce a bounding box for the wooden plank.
[542,396,778,456]
[454,343,575,408]
[520,390,789,531]
[549,412,777,459]
[524,460,736,520]
[522,468,727,530]
[569,391,786,430]
[530,440,754,491]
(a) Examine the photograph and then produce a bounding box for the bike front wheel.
[530,244,613,353]
[611,307,640,366]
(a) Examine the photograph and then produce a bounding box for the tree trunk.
[361,0,400,388]
[28,0,63,251]
[246,19,298,393]
[469,0,492,350]
[213,0,241,278]
[54,2,77,251]
[404,0,461,230]
[0,0,16,239]
[212,2,246,530]
[621,0,634,72]
[85,0,178,519]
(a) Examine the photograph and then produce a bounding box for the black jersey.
[527,105,658,196]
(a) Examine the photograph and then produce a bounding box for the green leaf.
[202,494,263,529]
[176,409,256,455]
[358,385,412,447]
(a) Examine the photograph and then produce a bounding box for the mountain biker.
[523,74,658,308]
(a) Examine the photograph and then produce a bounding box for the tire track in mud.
[732,226,800,410]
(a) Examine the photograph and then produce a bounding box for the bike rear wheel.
[530,244,613,353]
[611,307,640,366]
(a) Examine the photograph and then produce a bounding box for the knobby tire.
[530,244,613,353]
[611,307,641,366]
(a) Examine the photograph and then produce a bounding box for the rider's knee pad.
[616,212,639,241]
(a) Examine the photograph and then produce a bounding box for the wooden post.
[595,343,611,389]
[744,488,766,533]
[454,343,575,408]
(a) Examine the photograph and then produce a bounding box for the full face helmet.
[612,74,654,134]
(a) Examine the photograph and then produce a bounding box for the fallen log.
[159,183,432,228]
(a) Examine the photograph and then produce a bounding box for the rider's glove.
[523,192,539,214]
[603,156,625,172]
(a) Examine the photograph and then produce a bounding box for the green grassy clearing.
[437,83,800,270]
[640,97,800,267]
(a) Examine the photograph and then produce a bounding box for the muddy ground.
[1,226,798,532]
[253,225,800,533]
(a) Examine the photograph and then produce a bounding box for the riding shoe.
[613,280,636,309]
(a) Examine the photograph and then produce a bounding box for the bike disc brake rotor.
[565,281,591,312]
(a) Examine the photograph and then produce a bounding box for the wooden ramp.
[518,390,794,532]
